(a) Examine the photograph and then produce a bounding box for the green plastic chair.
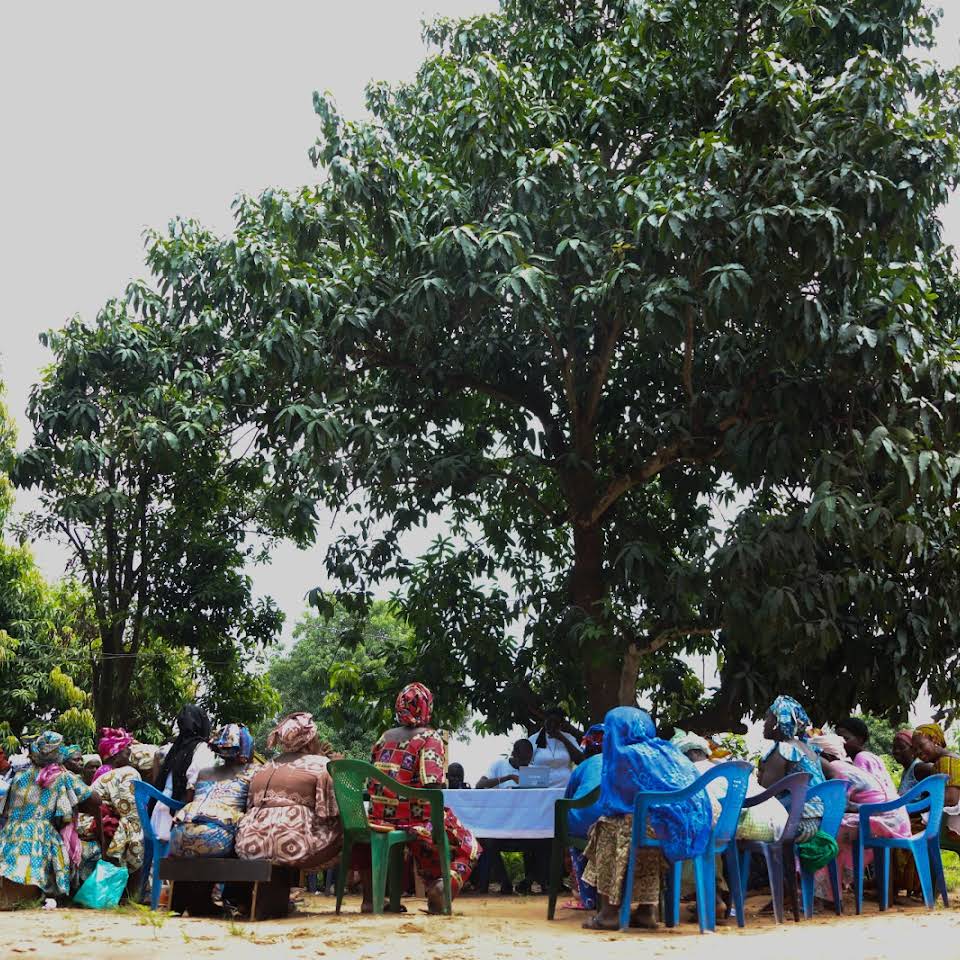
[547,785,601,919]
[328,758,453,915]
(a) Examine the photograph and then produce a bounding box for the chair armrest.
[858,795,910,816]
[566,786,601,811]
[367,766,443,804]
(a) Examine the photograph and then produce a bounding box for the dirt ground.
[2,893,959,960]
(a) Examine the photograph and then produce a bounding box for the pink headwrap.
[98,728,134,761]
[894,728,914,749]
[267,711,318,753]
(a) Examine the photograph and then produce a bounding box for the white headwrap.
[671,729,711,757]
[810,732,848,761]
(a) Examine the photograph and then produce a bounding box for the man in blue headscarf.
[581,707,711,930]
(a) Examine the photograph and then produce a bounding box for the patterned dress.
[236,754,342,869]
[169,764,258,858]
[0,765,92,896]
[94,766,145,870]
[369,727,480,895]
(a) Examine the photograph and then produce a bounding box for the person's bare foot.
[582,913,619,930]
[425,881,446,914]
[629,904,658,929]
[360,900,373,914]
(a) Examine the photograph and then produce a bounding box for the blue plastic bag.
[73,859,129,909]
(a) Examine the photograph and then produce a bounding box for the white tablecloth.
[442,788,565,839]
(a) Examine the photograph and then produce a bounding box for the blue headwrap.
[769,695,811,741]
[596,707,712,863]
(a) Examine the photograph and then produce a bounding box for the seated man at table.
[474,740,550,893]
[477,740,533,789]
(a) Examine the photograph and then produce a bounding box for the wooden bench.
[159,857,292,920]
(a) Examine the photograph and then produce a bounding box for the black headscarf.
[155,704,212,802]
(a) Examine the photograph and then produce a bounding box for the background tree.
[265,600,467,755]
[14,296,288,729]
[140,0,960,728]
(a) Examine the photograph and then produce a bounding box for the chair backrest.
[328,757,448,842]
[132,778,185,844]
[743,772,811,842]
[902,773,947,839]
[327,759,373,834]
[806,779,848,839]
[694,761,753,846]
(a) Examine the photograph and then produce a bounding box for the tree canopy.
[13,298,286,729]
[136,0,960,730]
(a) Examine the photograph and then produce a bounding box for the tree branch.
[582,439,688,527]
[361,349,565,452]
[683,306,695,403]
[584,312,624,429]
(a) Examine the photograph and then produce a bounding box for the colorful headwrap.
[98,728,134,761]
[894,728,915,749]
[30,731,64,767]
[267,711,317,753]
[915,722,946,746]
[580,723,605,752]
[768,695,812,741]
[671,729,711,757]
[31,731,65,787]
[60,744,82,762]
[210,724,255,763]
[395,682,434,727]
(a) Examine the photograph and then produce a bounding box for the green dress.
[0,764,92,896]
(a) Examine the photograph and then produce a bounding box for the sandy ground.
[2,893,959,960]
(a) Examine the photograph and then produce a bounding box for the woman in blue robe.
[581,707,711,930]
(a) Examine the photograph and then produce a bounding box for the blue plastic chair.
[133,779,186,909]
[622,760,753,933]
[855,773,948,913]
[799,779,848,918]
[737,772,810,924]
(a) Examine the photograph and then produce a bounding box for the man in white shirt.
[477,740,533,789]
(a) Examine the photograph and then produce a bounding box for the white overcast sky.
[1,2,958,770]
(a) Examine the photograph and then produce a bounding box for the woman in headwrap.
[671,729,786,844]
[893,728,931,798]
[759,695,825,841]
[60,744,84,777]
[364,682,481,913]
[563,724,604,909]
[170,724,260,859]
[150,705,215,845]
[581,707,712,931]
[893,722,955,898]
[93,727,145,874]
[236,711,342,874]
[913,723,960,838]
[81,754,102,786]
[811,734,911,906]
[0,731,99,904]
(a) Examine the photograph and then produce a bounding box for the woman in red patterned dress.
[364,682,480,913]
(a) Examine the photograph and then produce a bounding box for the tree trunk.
[93,620,128,730]
[570,523,622,720]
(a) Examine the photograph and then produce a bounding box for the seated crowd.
[0,687,954,925]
